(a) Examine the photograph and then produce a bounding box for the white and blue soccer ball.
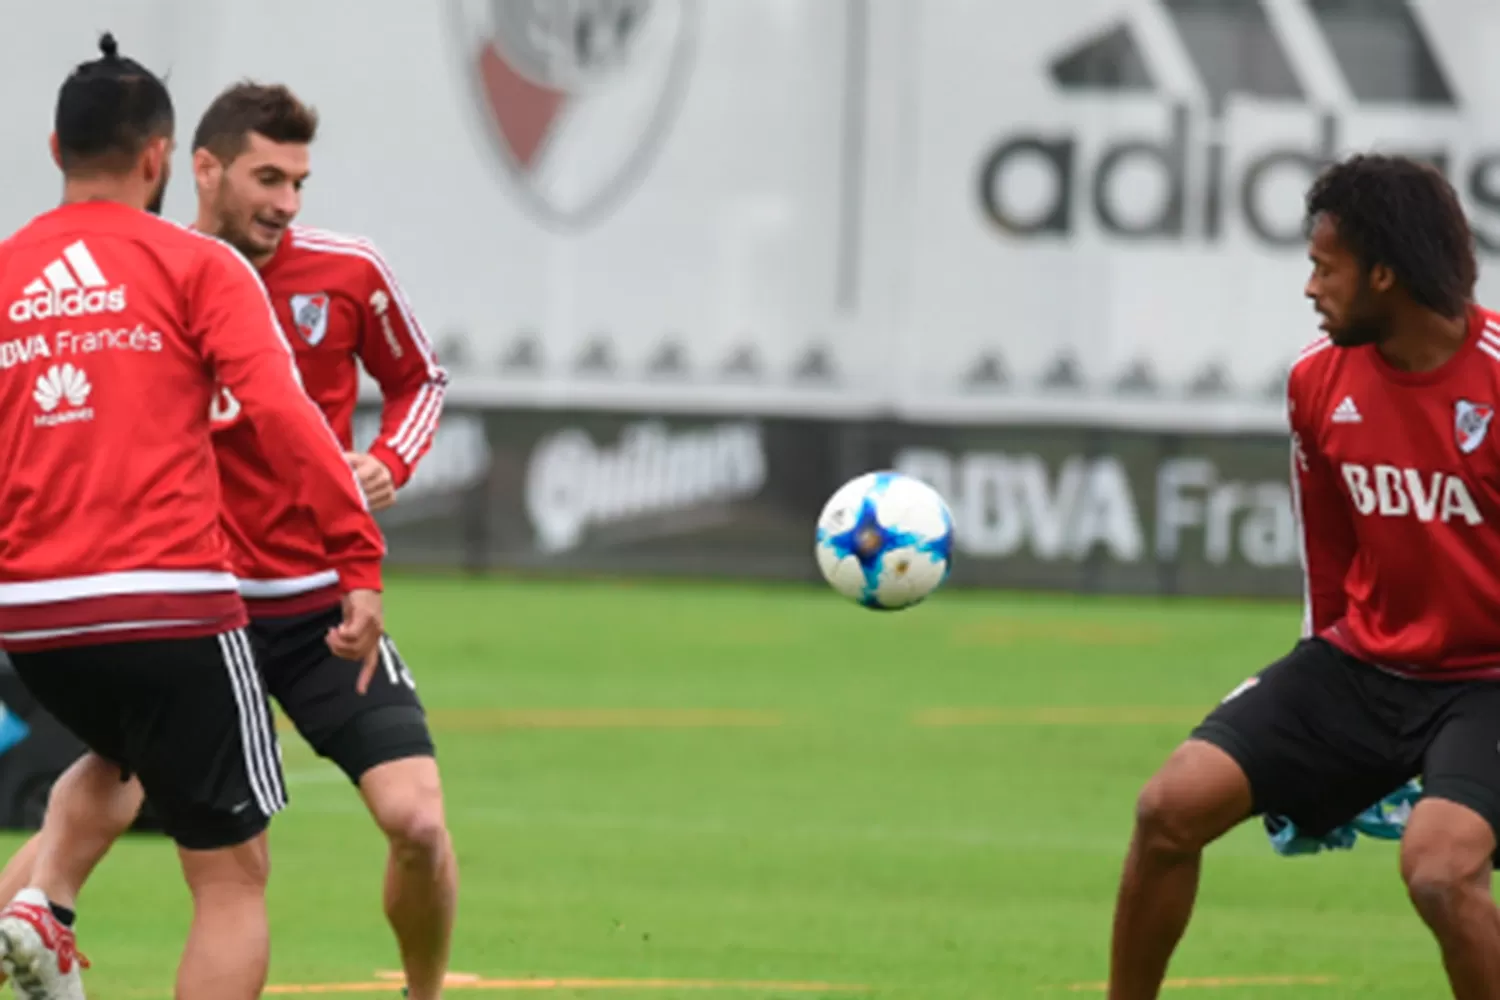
[815,470,954,610]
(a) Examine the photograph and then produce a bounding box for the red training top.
[0,201,382,651]
[213,224,445,616]
[1291,304,1500,679]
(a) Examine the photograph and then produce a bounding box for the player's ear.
[191,147,223,192]
[1368,263,1395,294]
[141,135,171,185]
[48,133,62,170]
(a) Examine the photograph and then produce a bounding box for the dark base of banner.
[366,405,1305,600]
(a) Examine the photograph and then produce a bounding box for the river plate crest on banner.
[448,0,698,230]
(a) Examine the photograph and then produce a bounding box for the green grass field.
[21,574,1459,998]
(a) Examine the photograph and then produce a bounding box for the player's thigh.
[6,648,128,768]
[1190,638,1412,836]
[112,630,286,851]
[1422,681,1500,853]
[260,613,434,783]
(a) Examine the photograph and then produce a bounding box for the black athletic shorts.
[8,630,286,851]
[251,606,433,784]
[1193,637,1500,844]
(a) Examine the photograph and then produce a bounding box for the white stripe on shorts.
[229,629,287,811]
[216,630,287,816]
[380,636,399,686]
[379,635,416,690]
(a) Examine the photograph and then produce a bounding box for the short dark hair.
[192,81,318,163]
[55,32,174,172]
[1304,153,1477,319]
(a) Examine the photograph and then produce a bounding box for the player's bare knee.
[1133,742,1249,855]
[384,801,448,869]
[1401,807,1493,916]
[1403,852,1481,921]
[367,776,448,866]
[1133,775,1206,856]
[362,757,449,866]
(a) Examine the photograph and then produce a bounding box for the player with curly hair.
[1108,154,1500,1000]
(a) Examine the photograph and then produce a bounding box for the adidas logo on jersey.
[1331,396,1362,424]
[8,241,126,324]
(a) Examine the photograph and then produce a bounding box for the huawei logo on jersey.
[1341,463,1483,526]
[32,363,94,428]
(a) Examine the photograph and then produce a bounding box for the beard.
[1327,283,1386,347]
[213,192,272,260]
[1328,319,1383,348]
[146,173,168,215]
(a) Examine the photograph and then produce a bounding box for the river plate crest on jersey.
[1456,399,1495,455]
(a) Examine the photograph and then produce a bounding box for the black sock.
[48,903,73,927]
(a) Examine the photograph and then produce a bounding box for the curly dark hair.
[1304,154,1476,319]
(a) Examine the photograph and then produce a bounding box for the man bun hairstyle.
[54,32,174,172]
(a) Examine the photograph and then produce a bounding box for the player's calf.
[177,833,272,1000]
[361,757,456,1000]
[1109,740,1253,1000]
[1400,798,1500,1000]
[0,752,143,998]
[30,753,143,911]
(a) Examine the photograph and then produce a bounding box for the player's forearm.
[369,380,446,487]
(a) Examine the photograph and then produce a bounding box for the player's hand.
[347,452,396,511]
[327,588,385,691]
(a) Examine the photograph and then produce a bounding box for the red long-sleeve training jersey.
[1291,304,1500,679]
[0,201,383,652]
[269,226,446,481]
[213,224,446,615]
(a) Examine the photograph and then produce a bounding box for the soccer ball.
[815,471,954,610]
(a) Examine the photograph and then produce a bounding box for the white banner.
[1,1,1498,430]
[895,0,1500,425]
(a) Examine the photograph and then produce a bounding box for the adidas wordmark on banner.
[8,241,126,324]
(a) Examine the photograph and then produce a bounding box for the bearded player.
[0,82,456,999]
[1110,155,1500,999]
